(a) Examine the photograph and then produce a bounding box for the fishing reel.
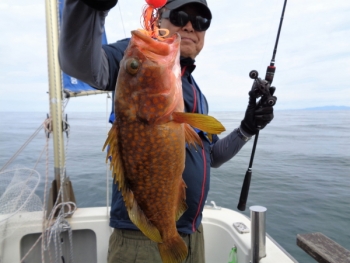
[249,70,277,107]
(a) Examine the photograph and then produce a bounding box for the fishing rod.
[237,0,288,211]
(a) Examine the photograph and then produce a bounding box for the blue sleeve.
[58,0,110,89]
[210,129,248,168]
[102,38,130,91]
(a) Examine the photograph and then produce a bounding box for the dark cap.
[165,0,212,19]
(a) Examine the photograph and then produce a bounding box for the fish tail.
[158,234,188,263]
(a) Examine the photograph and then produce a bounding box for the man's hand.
[80,0,118,11]
[240,87,277,136]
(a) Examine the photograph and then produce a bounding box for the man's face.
[159,4,207,59]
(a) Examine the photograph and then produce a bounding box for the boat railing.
[297,232,350,263]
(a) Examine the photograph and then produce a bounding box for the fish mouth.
[131,30,180,57]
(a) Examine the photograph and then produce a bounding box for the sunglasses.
[161,9,211,32]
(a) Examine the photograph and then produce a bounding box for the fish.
[103,29,225,263]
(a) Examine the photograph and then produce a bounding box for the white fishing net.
[0,167,43,243]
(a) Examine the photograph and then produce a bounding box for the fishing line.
[106,92,111,215]
[117,0,127,38]
[258,0,282,70]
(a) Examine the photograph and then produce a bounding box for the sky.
[0,0,349,112]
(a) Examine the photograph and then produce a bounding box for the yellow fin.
[184,124,202,149]
[102,121,117,152]
[158,235,188,263]
[103,123,124,186]
[124,188,162,243]
[172,112,225,134]
[175,180,188,221]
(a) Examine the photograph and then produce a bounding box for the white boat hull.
[0,206,297,263]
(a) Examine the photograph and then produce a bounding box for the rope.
[59,129,69,209]
[42,132,51,263]
[43,115,73,263]
[44,202,77,253]
[19,131,50,263]
[39,136,73,263]
[20,235,43,263]
[0,122,44,172]
[17,105,72,263]
[10,119,72,263]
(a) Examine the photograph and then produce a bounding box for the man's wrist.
[237,126,253,142]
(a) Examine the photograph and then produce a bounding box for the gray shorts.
[107,224,205,263]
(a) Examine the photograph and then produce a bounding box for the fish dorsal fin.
[172,112,226,134]
[184,124,202,149]
[175,179,188,221]
[103,122,162,243]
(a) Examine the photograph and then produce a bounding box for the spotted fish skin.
[104,30,225,263]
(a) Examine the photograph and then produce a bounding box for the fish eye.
[125,58,140,75]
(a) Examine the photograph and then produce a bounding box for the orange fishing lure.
[142,0,168,39]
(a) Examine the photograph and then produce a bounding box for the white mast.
[45,0,75,216]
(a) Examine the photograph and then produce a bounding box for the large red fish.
[104,29,225,263]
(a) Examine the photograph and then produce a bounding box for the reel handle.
[249,70,259,79]
[249,70,277,106]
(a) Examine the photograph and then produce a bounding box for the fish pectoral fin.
[103,123,125,187]
[124,188,162,243]
[172,112,226,134]
[175,180,188,221]
[184,124,202,149]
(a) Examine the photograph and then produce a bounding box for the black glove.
[80,0,118,11]
[240,84,277,135]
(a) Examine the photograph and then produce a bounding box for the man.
[59,0,276,262]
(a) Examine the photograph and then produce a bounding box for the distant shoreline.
[301,106,350,111]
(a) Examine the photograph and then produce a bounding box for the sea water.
[0,110,349,263]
